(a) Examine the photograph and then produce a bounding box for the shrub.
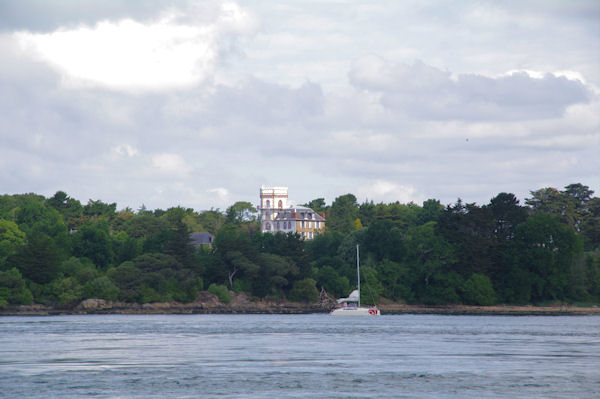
[463,273,497,306]
[208,283,231,303]
[289,278,319,303]
[83,276,119,301]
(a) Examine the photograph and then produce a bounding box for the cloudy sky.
[1,0,599,211]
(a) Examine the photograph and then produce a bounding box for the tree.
[405,221,457,303]
[304,198,327,215]
[162,211,195,267]
[46,191,83,230]
[226,201,257,224]
[462,273,497,305]
[108,261,142,302]
[252,252,299,298]
[83,199,117,220]
[363,219,405,262]
[0,268,33,306]
[9,233,60,284]
[316,265,350,298]
[83,276,119,301]
[288,278,319,302]
[501,213,582,303]
[71,222,113,269]
[211,225,260,289]
[197,209,226,234]
[0,219,26,269]
[327,194,359,234]
[360,266,383,305]
[416,199,444,225]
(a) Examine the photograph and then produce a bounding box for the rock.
[77,299,109,310]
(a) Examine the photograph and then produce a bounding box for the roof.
[189,232,214,246]
[272,207,326,221]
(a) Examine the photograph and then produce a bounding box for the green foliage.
[288,278,319,303]
[83,276,119,301]
[208,283,231,303]
[501,213,582,303]
[327,194,359,234]
[317,265,350,298]
[0,219,26,268]
[462,273,497,305]
[304,198,327,215]
[60,257,99,284]
[420,272,464,305]
[0,268,33,305]
[226,201,257,224]
[46,191,83,230]
[360,266,383,305]
[0,183,596,308]
[9,233,61,284]
[111,231,141,264]
[71,222,113,269]
[108,261,142,302]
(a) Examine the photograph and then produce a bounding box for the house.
[258,186,325,239]
[189,232,214,248]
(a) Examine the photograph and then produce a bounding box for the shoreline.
[2,299,599,316]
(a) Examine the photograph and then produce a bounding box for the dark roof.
[189,232,214,246]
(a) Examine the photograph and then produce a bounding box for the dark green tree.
[501,213,582,303]
[327,194,359,234]
[71,222,113,269]
[9,233,61,284]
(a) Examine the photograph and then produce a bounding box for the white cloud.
[113,144,138,158]
[14,2,257,91]
[152,153,191,175]
[357,180,422,204]
[0,1,598,212]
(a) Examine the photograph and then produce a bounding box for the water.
[1,314,599,398]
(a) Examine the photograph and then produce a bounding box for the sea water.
[0,314,599,398]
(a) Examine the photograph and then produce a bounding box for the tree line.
[0,183,598,308]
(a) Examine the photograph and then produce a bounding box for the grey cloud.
[208,79,324,126]
[350,58,590,121]
[0,0,186,32]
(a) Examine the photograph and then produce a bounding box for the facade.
[258,186,325,239]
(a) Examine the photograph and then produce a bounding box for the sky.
[1,0,599,212]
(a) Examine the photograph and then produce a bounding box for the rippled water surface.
[1,314,599,398]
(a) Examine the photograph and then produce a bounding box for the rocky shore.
[1,292,599,316]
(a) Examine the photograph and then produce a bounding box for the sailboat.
[330,245,380,316]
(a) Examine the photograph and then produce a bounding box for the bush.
[83,276,119,301]
[208,283,231,303]
[0,268,32,305]
[289,278,319,303]
[462,273,497,306]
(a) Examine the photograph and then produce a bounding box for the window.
[316,221,320,228]
[266,211,270,220]
[300,212,305,219]
[276,221,280,230]
[266,200,270,208]
[278,200,283,208]
[266,222,271,231]
[308,213,312,220]
[301,221,305,228]
[288,221,292,229]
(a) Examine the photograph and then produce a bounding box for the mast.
[356,244,360,308]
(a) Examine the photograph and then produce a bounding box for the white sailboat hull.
[330,307,380,316]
